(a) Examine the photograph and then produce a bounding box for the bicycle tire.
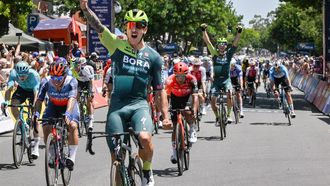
[222,104,227,138]
[219,103,224,140]
[233,97,239,124]
[175,122,184,176]
[252,91,256,108]
[184,121,190,171]
[27,119,34,164]
[283,96,292,126]
[45,134,59,186]
[77,104,84,138]
[110,161,125,186]
[12,120,25,168]
[129,153,143,186]
[61,138,71,186]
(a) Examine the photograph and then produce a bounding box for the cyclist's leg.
[225,82,233,122]
[272,78,281,107]
[66,103,80,167]
[129,101,154,183]
[10,86,26,120]
[210,83,220,119]
[283,78,295,115]
[27,91,41,159]
[105,108,125,161]
[86,81,95,129]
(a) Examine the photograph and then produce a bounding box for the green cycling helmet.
[124,9,149,24]
[217,37,228,44]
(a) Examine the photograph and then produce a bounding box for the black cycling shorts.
[78,80,93,96]
[12,86,34,104]
[274,77,291,92]
[170,94,192,123]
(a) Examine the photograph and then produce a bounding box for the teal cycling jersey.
[7,69,40,93]
[99,27,164,109]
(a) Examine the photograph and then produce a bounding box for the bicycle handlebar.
[86,127,143,155]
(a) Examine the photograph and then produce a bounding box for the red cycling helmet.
[173,62,189,75]
[49,57,68,76]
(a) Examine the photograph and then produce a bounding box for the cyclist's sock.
[214,110,219,118]
[69,145,78,163]
[227,107,232,117]
[33,137,40,153]
[240,102,243,111]
[142,160,152,171]
[289,104,294,112]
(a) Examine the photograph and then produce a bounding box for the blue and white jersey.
[38,76,78,106]
[7,69,40,93]
[269,65,289,81]
[230,64,243,78]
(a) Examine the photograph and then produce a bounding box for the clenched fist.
[80,0,88,10]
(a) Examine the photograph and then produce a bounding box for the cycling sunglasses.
[17,74,28,77]
[51,75,64,82]
[175,74,186,80]
[217,42,228,46]
[127,21,147,29]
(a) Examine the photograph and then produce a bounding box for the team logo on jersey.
[216,56,228,65]
[123,55,150,69]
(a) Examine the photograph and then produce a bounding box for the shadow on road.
[0,163,17,171]
[197,136,221,141]
[153,168,179,177]
[0,132,12,137]
[250,122,291,126]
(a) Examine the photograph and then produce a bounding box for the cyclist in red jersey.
[165,62,199,164]
[189,58,207,115]
[246,59,259,104]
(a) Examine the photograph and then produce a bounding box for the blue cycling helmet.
[15,61,30,75]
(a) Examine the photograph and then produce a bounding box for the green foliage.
[279,0,322,12]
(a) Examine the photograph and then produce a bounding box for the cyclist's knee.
[68,121,78,131]
[139,132,152,146]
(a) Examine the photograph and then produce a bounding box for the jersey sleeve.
[201,67,206,82]
[151,54,164,91]
[190,76,199,94]
[269,67,275,81]
[227,46,237,60]
[206,44,218,56]
[99,27,120,56]
[37,78,49,101]
[7,70,16,88]
[68,78,78,99]
[32,72,41,93]
[82,66,94,80]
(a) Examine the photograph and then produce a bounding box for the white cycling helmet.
[230,58,237,66]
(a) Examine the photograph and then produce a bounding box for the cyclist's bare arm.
[192,93,199,115]
[80,0,104,34]
[155,90,170,121]
[232,26,242,47]
[202,30,214,48]
[66,98,77,114]
[34,99,43,114]
[4,86,13,101]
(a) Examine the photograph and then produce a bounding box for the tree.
[280,0,322,11]
[0,0,34,33]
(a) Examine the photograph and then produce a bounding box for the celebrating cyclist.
[189,57,207,115]
[71,57,95,130]
[34,57,80,171]
[245,59,259,105]
[2,61,41,159]
[165,62,199,163]
[81,1,171,185]
[201,23,242,124]
[269,61,296,118]
[230,59,244,118]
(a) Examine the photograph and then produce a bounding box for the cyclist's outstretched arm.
[80,0,105,34]
[232,25,242,47]
[202,30,213,47]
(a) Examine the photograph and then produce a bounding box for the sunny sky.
[229,0,280,27]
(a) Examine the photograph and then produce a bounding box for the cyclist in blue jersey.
[81,1,171,185]
[269,61,296,118]
[1,61,41,159]
[34,57,80,171]
[230,59,244,117]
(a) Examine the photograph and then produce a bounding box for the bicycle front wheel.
[184,122,190,171]
[45,134,59,186]
[175,123,184,176]
[61,139,71,186]
[27,119,35,164]
[129,153,143,186]
[110,161,125,186]
[233,97,239,124]
[12,120,25,168]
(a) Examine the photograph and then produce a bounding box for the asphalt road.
[0,87,330,186]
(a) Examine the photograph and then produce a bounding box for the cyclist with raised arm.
[165,62,199,163]
[230,59,244,118]
[201,23,242,124]
[189,57,207,115]
[1,61,41,159]
[270,60,296,118]
[34,57,80,171]
[246,59,259,105]
[80,1,171,185]
[71,57,95,130]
